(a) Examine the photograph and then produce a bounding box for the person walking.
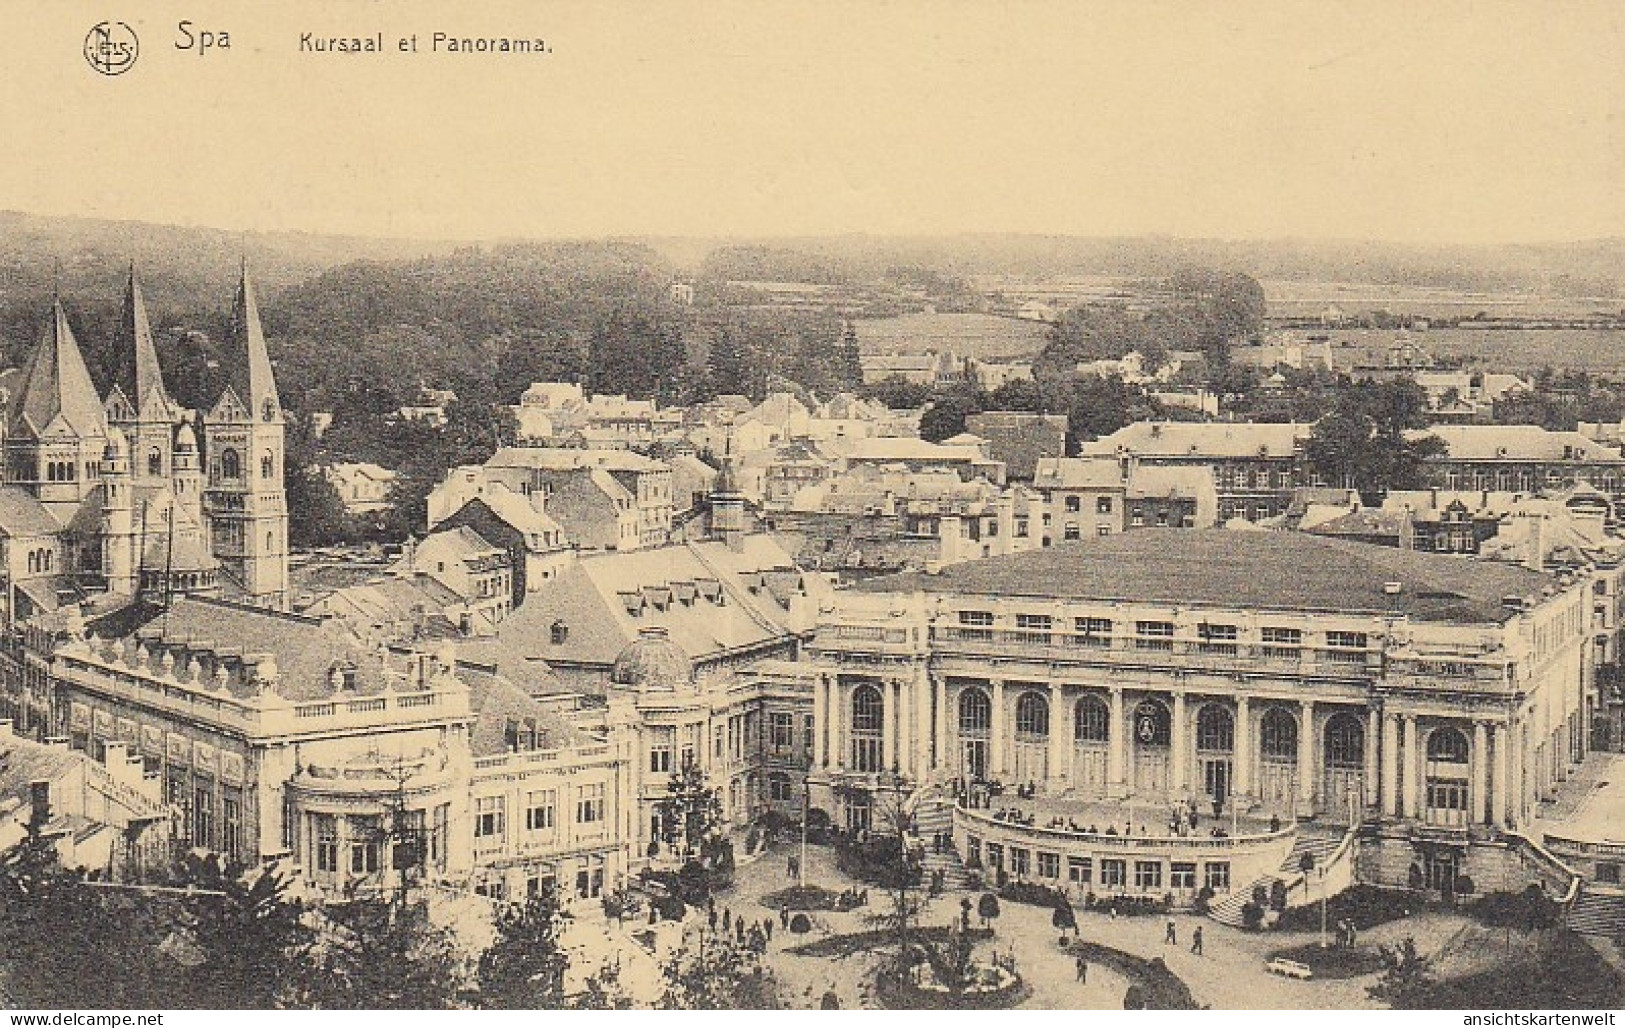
[1164,918,1177,946]
[723,908,732,933]
[780,902,791,928]
[1075,955,1088,983]
[1190,926,1204,956]
[765,919,774,943]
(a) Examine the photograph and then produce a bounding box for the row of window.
[967,836,1231,891]
[473,785,604,843]
[953,611,1367,656]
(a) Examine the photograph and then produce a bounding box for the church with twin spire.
[0,265,288,620]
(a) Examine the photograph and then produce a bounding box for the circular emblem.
[84,21,139,76]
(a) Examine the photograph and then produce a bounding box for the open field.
[853,311,1051,359]
[1265,280,1621,320]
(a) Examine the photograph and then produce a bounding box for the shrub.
[1269,879,1289,912]
[1123,985,1146,1010]
[1193,886,1215,916]
[999,880,1068,909]
[1241,902,1265,930]
[1251,883,1269,906]
[977,893,1001,927]
[789,913,812,935]
[646,840,660,858]
[963,851,983,871]
[995,868,1009,889]
[1453,875,1475,897]
[1052,905,1077,935]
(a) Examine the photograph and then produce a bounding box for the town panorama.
[0,230,1621,1011]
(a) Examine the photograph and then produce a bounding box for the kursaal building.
[808,530,1595,905]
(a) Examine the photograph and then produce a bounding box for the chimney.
[28,780,50,829]
[1526,514,1547,573]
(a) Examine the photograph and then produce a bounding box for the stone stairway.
[1568,891,1625,940]
[1208,830,1347,928]
[910,788,971,891]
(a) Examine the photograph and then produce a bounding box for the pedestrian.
[708,906,717,931]
[1190,926,1204,956]
[1164,918,1176,945]
[788,854,796,878]
[780,902,790,928]
[765,918,774,942]
[736,920,747,945]
[1075,955,1088,983]
[723,908,732,933]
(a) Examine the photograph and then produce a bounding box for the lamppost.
[800,754,812,890]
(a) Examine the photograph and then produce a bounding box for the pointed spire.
[114,264,174,419]
[226,260,281,421]
[9,293,106,440]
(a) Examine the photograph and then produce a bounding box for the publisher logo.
[84,21,139,76]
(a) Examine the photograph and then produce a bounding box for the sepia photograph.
[0,0,1620,1016]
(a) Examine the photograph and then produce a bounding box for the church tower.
[100,427,136,595]
[201,263,288,608]
[5,294,107,522]
[104,267,178,493]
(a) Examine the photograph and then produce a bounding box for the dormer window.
[550,620,569,645]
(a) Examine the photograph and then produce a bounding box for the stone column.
[1364,708,1380,808]
[991,680,1007,781]
[1108,687,1126,794]
[1401,715,1419,820]
[1234,696,1252,798]
[833,679,846,772]
[1492,722,1509,829]
[1298,700,1316,807]
[915,667,932,777]
[900,678,915,775]
[1508,724,1525,828]
[1382,712,1400,817]
[936,676,950,772]
[884,680,899,772]
[1171,691,1188,794]
[1048,683,1068,789]
[1471,721,1489,827]
[814,674,828,768]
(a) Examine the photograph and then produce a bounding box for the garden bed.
[758,884,866,913]
[872,960,1028,1010]
[786,926,995,959]
[1265,942,1385,980]
[1062,940,1200,1010]
[1409,930,1625,1010]
[1272,885,1418,933]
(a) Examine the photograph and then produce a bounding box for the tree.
[1305,379,1445,500]
[919,386,984,442]
[575,963,635,1009]
[863,785,926,974]
[657,929,781,1009]
[867,375,932,410]
[179,853,315,1009]
[656,761,724,860]
[1052,902,1078,939]
[977,892,1001,930]
[477,884,571,1009]
[297,899,464,1009]
[1367,936,1435,1009]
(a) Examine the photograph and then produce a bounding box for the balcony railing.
[958,803,1296,853]
[927,626,1381,677]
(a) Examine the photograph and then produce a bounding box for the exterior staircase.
[1568,891,1625,940]
[1208,828,1350,928]
[909,785,971,891]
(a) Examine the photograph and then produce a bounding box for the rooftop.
[854,529,1555,623]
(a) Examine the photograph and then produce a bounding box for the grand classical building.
[808,530,1592,897]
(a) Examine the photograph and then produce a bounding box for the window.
[351,827,382,875]
[650,727,674,774]
[475,796,506,841]
[1075,696,1110,743]
[1073,616,1112,648]
[769,773,793,801]
[1135,620,1175,651]
[222,791,241,861]
[1014,613,1052,643]
[147,449,162,477]
[771,712,795,750]
[1096,496,1112,515]
[1196,622,1238,655]
[261,452,274,479]
[1037,852,1060,879]
[958,610,993,641]
[1598,862,1622,885]
[714,724,725,759]
[314,815,339,873]
[851,684,885,772]
[1205,862,1231,891]
[1063,523,1080,540]
[1100,858,1126,888]
[1261,626,1302,658]
[1170,862,1197,890]
[1130,507,1144,527]
[1196,705,1234,752]
[526,791,556,832]
[1134,860,1163,890]
[1096,525,1112,537]
[959,688,992,734]
[220,448,241,480]
[193,787,214,848]
[1067,856,1092,884]
[1010,848,1030,877]
[1065,496,1081,513]
[1014,691,1049,737]
[1260,707,1298,760]
[1014,517,1029,538]
[803,715,815,753]
[576,783,605,824]
[1325,631,1369,663]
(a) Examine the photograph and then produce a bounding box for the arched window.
[26,551,36,574]
[1426,726,1470,764]
[266,531,275,552]
[1196,704,1234,753]
[147,449,162,477]
[262,398,276,422]
[1014,691,1049,738]
[261,452,274,479]
[42,551,52,573]
[1132,700,1171,747]
[850,684,885,772]
[1260,707,1298,760]
[221,448,241,480]
[1074,695,1110,743]
[958,688,991,735]
[1324,713,1365,769]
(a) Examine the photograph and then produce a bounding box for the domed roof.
[103,425,128,460]
[609,626,692,692]
[175,421,198,450]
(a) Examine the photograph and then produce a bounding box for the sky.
[1,0,1621,245]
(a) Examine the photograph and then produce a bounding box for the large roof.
[487,447,668,474]
[1081,422,1309,460]
[224,266,281,422]
[9,300,106,440]
[0,485,65,537]
[110,269,175,420]
[855,529,1555,623]
[1418,425,1625,463]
